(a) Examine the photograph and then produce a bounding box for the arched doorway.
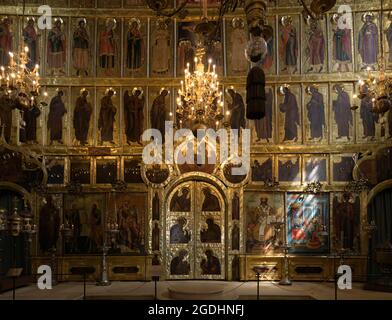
[164,179,226,280]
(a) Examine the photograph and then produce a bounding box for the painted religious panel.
[38,194,63,255]
[71,18,94,77]
[46,17,67,76]
[252,86,275,144]
[96,158,118,184]
[384,13,392,69]
[251,157,273,183]
[302,18,327,74]
[70,158,91,184]
[277,85,302,144]
[123,87,146,145]
[303,84,329,144]
[286,193,330,254]
[63,194,106,254]
[278,155,301,184]
[97,0,121,7]
[278,15,300,75]
[225,86,246,130]
[124,18,147,77]
[355,12,380,71]
[107,193,146,254]
[331,154,355,183]
[46,157,65,185]
[71,87,95,146]
[124,158,143,183]
[19,97,43,145]
[97,87,120,146]
[226,17,249,76]
[332,192,361,254]
[97,18,120,77]
[329,12,354,72]
[356,83,380,142]
[330,83,355,143]
[261,16,276,74]
[70,0,94,7]
[148,87,173,137]
[0,16,15,67]
[245,192,284,254]
[177,21,199,76]
[150,18,173,77]
[303,155,328,183]
[22,17,42,71]
[45,87,69,146]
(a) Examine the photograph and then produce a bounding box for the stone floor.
[1,281,392,300]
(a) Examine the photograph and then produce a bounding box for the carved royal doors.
[166,181,225,279]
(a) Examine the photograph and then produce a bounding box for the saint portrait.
[261,17,275,74]
[357,85,380,142]
[332,155,355,183]
[72,87,94,146]
[253,87,274,143]
[46,87,68,146]
[331,84,354,143]
[149,87,171,142]
[124,18,147,77]
[245,192,284,254]
[357,12,379,70]
[333,193,360,253]
[278,156,301,183]
[46,18,67,76]
[200,249,221,275]
[124,87,145,144]
[304,156,328,182]
[201,188,221,212]
[227,17,248,75]
[277,85,302,143]
[170,187,191,212]
[286,193,329,254]
[200,218,221,243]
[107,193,146,254]
[63,194,105,254]
[23,18,39,70]
[304,85,328,143]
[97,18,119,76]
[303,19,326,73]
[98,88,119,145]
[151,18,172,76]
[0,17,13,67]
[170,250,190,275]
[177,21,198,75]
[72,18,93,76]
[279,15,299,74]
[330,12,353,72]
[170,217,191,244]
[251,157,273,182]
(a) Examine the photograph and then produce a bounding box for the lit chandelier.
[355,0,392,115]
[176,46,224,131]
[0,0,45,110]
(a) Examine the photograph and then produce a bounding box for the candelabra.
[97,222,119,286]
[176,46,224,131]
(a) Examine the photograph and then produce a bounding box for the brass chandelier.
[0,0,46,111]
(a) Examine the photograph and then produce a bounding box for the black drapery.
[367,187,392,291]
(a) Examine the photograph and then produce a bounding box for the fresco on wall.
[278,15,299,74]
[332,192,360,253]
[71,18,94,77]
[46,18,67,76]
[302,18,327,74]
[303,84,328,144]
[124,18,147,77]
[64,194,105,254]
[245,192,284,254]
[287,193,329,254]
[97,18,120,77]
[107,193,146,254]
[150,18,173,77]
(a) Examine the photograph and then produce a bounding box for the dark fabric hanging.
[246,66,266,120]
